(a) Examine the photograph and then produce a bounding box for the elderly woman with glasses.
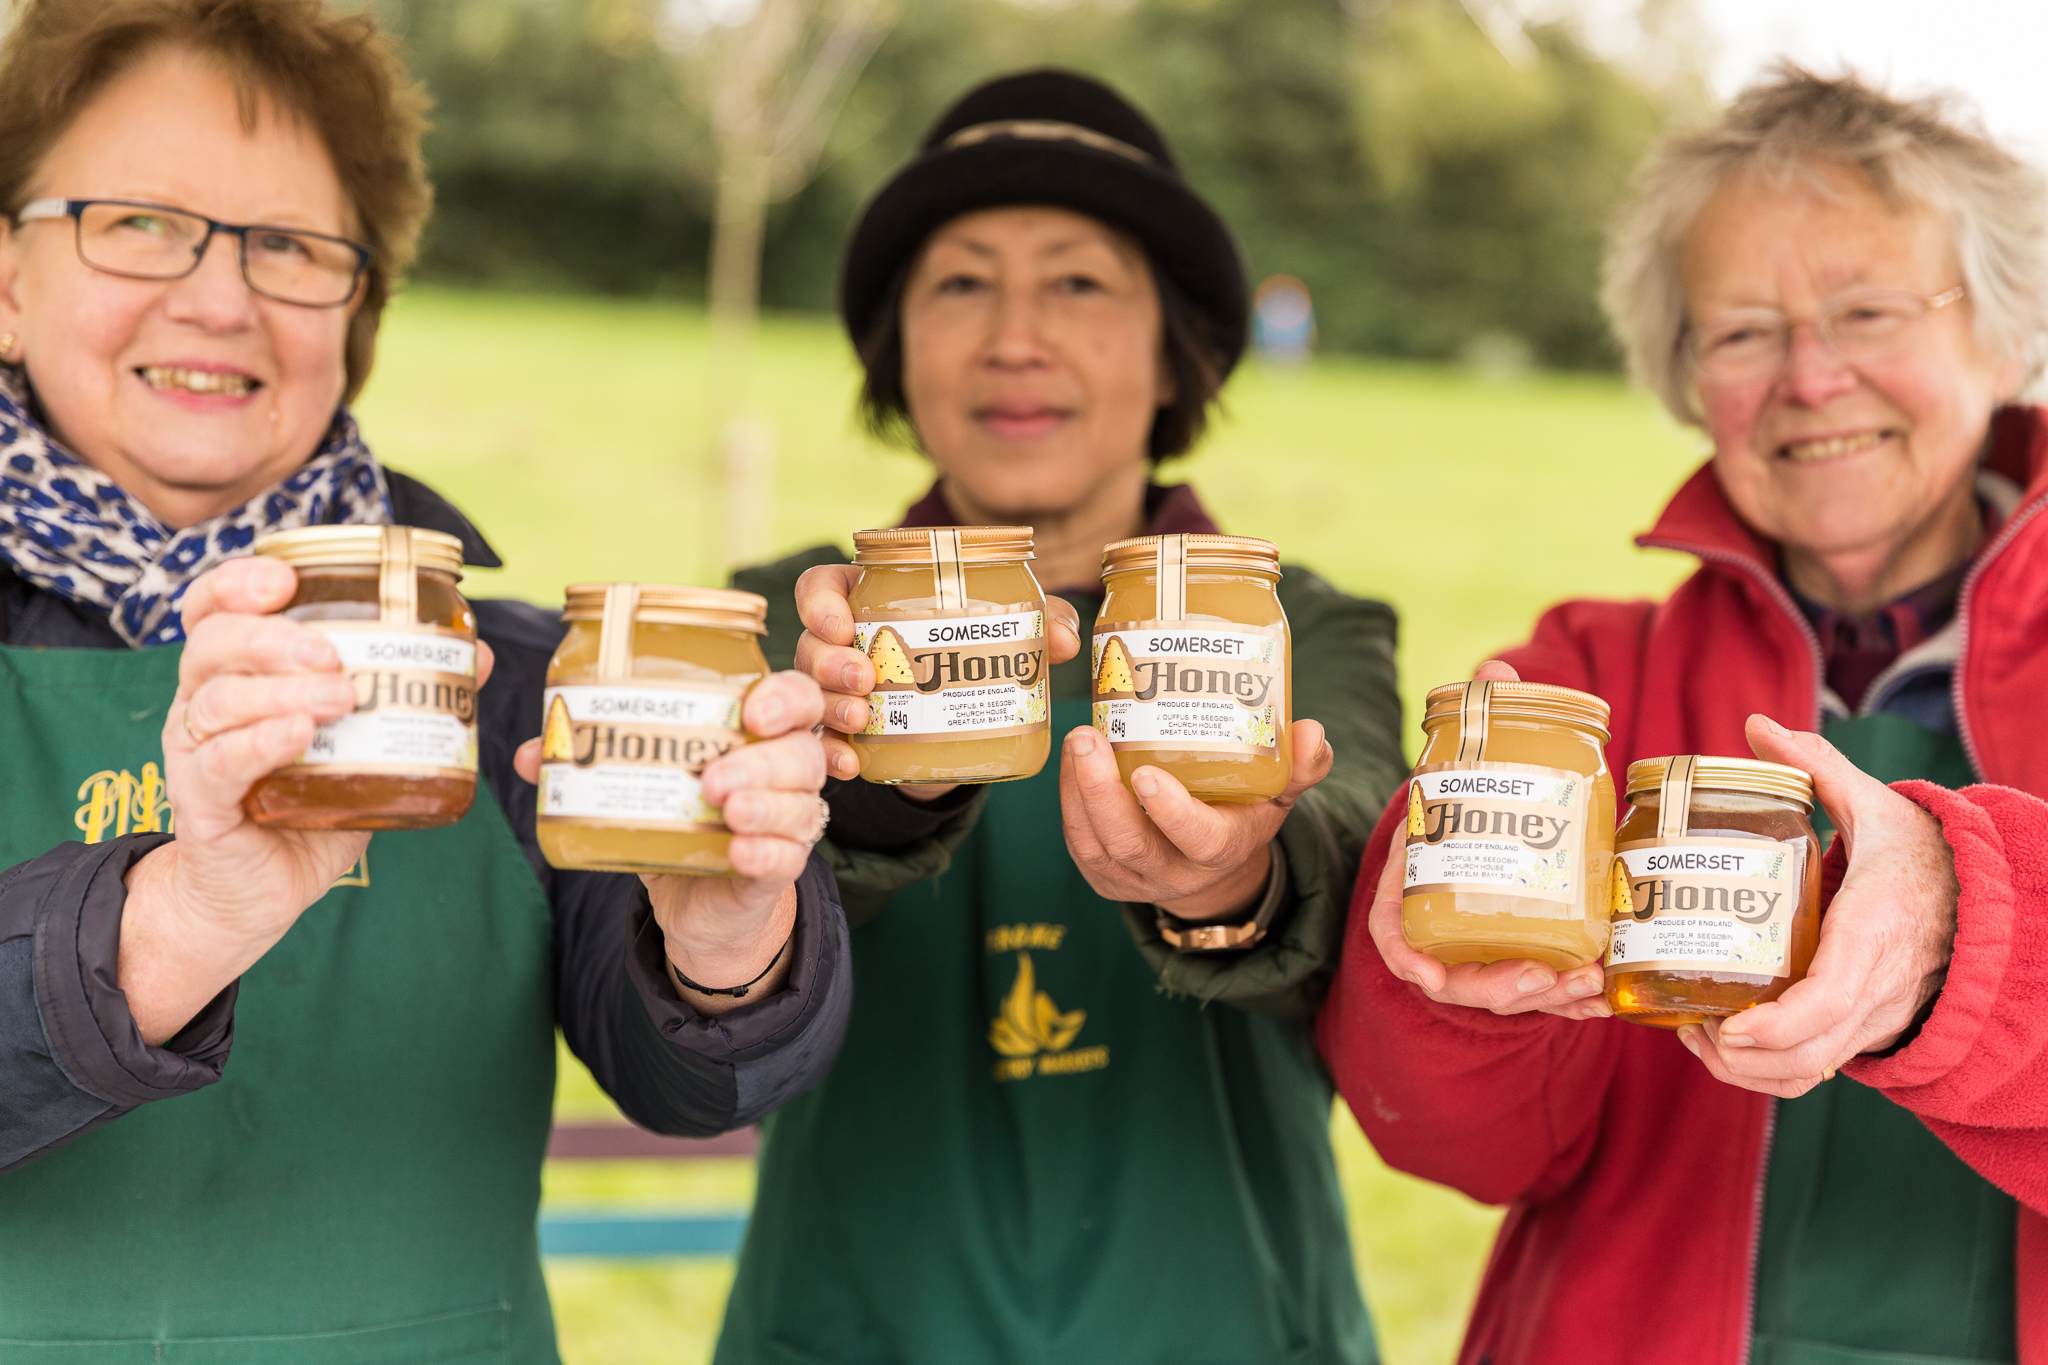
[1322,67,2048,1365]
[0,0,846,1356]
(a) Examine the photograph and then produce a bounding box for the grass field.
[355,288,1706,1365]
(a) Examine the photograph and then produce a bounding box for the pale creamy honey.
[847,527,1050,785]
[1400,681,1616,970]
[537,583,769,876]
[1093,534,1290,803]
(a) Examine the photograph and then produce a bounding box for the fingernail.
[1517,968,1555,995]
[836,700,860,729]
[1760,715,1789,736]
[821,614,842,640]
[1066,729,1095,756]
[293,638,335,669]
[841,663,863,691]
[318,678,355,707]
[1570,975,1600,997]
[836,752,859,778]
[1678,1025,1702,1055]
[756,696,784,729]
[1134,772,1158,799]
[1719,1027,1753,1048]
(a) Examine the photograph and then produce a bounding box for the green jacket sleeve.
[1118,567,1403,1021]
[730,546,990,927]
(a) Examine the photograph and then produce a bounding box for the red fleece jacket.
[1318,405,2048,1365]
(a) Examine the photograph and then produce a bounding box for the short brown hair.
[0,0,432,402]
[855,259,1231,462]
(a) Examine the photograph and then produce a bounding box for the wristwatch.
[1153,841,1288,952]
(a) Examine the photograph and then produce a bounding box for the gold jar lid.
[1626,756,1814,808]
[1101,534,1280,576]
[1422,680,1612,739]
[853,526,1035,564]
[561,582,769,635]
[251,525,466,577]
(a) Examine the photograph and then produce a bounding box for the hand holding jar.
[1366,661,1616,1018]
[514,663,827,1017]
[120,551,497,1046]
[790,556,1084,791]
[1674,714,1961,1097]
[1059,717,1333,920]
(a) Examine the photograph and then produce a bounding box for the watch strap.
[1154,840,1288,952]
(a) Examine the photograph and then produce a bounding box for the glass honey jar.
[1401,681,1615,969]
[1604,756,1823,1029]
[847,526,1050,786]
[1092,534,1291,804]
[244,525,478,830]
[537,583,770,877]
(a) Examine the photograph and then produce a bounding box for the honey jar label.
[1606,837,1805,976]
[853,607,1049,742]
[536,685,744,830]
[1089,623,1284,753]
[291,625,478,777]
[1403,762,1588,906]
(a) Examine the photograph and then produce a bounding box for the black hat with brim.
[839,69,1249,375]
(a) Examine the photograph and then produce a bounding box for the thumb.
[1744,713,1884,845]
[1474,659,1520,683]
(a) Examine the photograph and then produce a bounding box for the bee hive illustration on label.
[867,626,914,689]
[1094,635,1135,696]
[1609,857,1634,918]
[541,695,574,763]
[1407,782,1425,837]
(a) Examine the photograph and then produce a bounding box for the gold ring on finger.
[181,704,211,748]
[1822,1066,1837,1082]
[813,796,832,845]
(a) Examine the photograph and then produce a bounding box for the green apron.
[717,697,1374,1365]
[0,640,561,1363]
[1751,713,2017,1365]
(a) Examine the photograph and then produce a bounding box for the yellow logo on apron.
[70,762,368,886]
[985,927,1109,1082]
[74,765,173,842]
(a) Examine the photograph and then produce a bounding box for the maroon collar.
[895,480,1220,594]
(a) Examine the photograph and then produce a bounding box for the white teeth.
[139,366,254,396]
[1783,431,1885,463]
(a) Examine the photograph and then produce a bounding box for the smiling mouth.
[138,366,258,397]
[1780,430,1890,464]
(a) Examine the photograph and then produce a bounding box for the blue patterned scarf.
[0,366,390,646]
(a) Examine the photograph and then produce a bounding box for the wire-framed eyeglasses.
[1687,286,1967,385]
[14,198,371,308]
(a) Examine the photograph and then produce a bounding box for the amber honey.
[1400,681,1615,970]
[1093,534,1290,803]
[538,583,769,877]
[243,526,478,830]
[1605,757,1823,1028]
[847,527,1050,785]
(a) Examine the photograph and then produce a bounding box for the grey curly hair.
[1602,63,2048,425]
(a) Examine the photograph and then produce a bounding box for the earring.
[0,333,16,361]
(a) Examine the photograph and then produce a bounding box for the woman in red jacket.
[1321,66,2048,1365]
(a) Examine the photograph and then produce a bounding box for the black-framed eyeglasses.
[14,198,371,308]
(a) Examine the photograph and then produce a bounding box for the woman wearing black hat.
[720,70,1403,1363]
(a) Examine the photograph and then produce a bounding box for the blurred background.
[341,0,2048,1359]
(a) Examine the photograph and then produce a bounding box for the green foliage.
[375,0,1697,367]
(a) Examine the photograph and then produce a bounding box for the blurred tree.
[379,0,1704,371]
[674,0,895,564]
